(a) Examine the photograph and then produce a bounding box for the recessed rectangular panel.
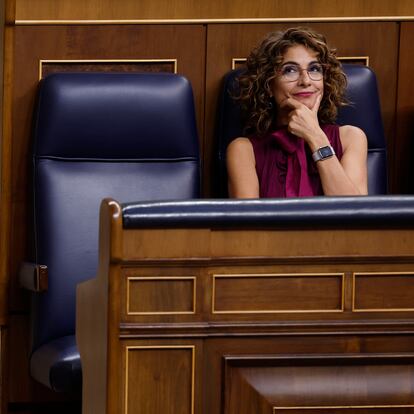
[225,355,414,414]
[125,346,194,414]
[40,59,177,79]
[213,273,344,313]
[353,272,414,312]
[337,56,369,66]
[127,277,195,314]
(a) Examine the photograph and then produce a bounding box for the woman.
[226,27,368,198]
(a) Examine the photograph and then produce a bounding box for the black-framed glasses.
[279,63,324,82]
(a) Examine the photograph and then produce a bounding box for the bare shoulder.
[226,137,255,160]
[338,125,367,152]
[226,137,259,198]
[227,137,253,151]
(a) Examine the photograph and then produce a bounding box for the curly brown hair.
[235,27,347,136]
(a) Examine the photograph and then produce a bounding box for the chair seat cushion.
[30,335,81,393]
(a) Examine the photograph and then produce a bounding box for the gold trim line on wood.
[125,345,195,414]
[273,405,414,411]
[14,16,414,25]
[232,56,369,70]
[126,276,196,315]
[212,273,345,315]
[39,58,178,80]
[231,58,246,70]
[337,56,370,66]
[352,271,414,313]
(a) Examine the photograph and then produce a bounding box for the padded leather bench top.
[122,196,414,229]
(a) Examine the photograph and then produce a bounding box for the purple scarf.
[271,129,314,197]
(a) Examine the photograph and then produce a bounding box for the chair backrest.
[215,64,387,196]
[30,72,200,354]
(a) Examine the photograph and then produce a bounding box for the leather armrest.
[122,196,414,229]
[19,262,48,292]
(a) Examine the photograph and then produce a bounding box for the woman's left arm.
[282,97,368,196]
[315,125,368,195]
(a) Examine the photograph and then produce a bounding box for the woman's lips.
[293,92,314,98]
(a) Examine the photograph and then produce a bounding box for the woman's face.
[271,44,324,110]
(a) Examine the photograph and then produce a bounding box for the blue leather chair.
[20,72,200,393]
[216,64,387,196]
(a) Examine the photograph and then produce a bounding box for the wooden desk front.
[77,199,414,414]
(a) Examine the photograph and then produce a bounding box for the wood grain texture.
[41,60,177,78]
[14,0,414,21]
[124,346,194,414]
[225,355,414,413]
[213,273,343,313]
[353,273,414,311]
[77,199,123,414]
[0,0,14,325]
[127,276,195,314]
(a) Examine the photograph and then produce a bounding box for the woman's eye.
[309,64,323,73]
[282,65,299,75]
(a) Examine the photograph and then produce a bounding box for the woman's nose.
[298,70,312,85]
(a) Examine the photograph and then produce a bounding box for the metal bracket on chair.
[19,262,48,292]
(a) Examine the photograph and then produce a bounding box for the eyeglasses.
[278,63,324,82]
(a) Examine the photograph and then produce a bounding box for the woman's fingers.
[311,93,322,113]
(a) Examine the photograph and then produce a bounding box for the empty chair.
[216,64,387,196]
[20,72,200,393]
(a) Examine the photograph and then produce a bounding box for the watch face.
[319,146,334,158]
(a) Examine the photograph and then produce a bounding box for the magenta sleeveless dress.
[249,124,343,198]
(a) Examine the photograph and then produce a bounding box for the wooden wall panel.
[396,22,414,193]
[126,276,195,314]
[200,335,414,414]
[212,273,344,313]
[225,355,414,413]
[14,0,414,21]
[123,346,194,414]
[205,22,399,195]
[353,273,414,311]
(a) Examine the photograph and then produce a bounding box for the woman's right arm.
[226,137,260,198]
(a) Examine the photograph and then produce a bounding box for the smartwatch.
[312,145,335,162]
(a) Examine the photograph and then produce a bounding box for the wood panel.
[124,346,194,414]
[353,272,414,311]
[395,22,414,193]
[126,276,195,314]
[203,336,414,414]
[41,60,177,78]
[205,22,399,195]
[14,0,414,21]
[121,227,414,261]
[0,0,15,329]
[212,273,344,313]
[225,355,414,413]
